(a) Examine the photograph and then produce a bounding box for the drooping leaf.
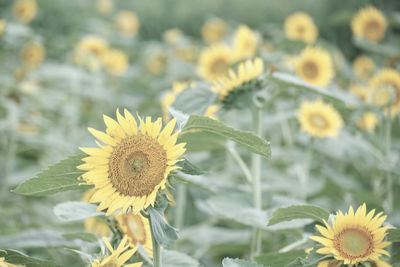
[161,249,200,267]
[267,205,330,226]
[13,154,91,196]
[0,249,62,267]
[254,250,306,267]
[148,206,179,247]
[223,257,266,267]
[177,157,205,175]
[53,201,104,222]
[179,115,271,158]
[387,229,400,242]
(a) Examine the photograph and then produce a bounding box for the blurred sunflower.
[297,99,343,138]
[82,189,112,237]
[161,82,192,121]
[353,55,375,80]
[101,49,129,76]
[204,104,220,120]
[91,236,142,267]
[115,213,153,258]
[146,52,168,75]
[96,0,113,15]
[201,18,227,44]
[0,257,25,267]
[317,259,391,267]
[351,6,387,43]
[0,19,6,35]
[74,35,108,71]
[310,203,391,265]
[284,12,318,43]
[21,42,45,70]
[197,44,233,81]
[115,11,140,37]
[162,28,183,45]
[296,47,334,87]
[356,112,379,132]
[212,58,264,101]
[369,69,400,113]
[78,109,186,215]
[12,0,37,24]
[175,46,198,62]
[349,84,369,102]
[232,25,258,60]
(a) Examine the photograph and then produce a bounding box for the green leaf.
[13,154,91,196]
[177,157,205,175]
[223,258,266,267]
[254,250,306,267]
[267,205,330,226]
[0,249,61,267]
[179,115,271,158]
[148,206,179,247]
[353,37,400,56]
[161,249,200,267]
[285,248,332,267]
[387,229,400,242]
[62,232,97,242]
[177,130,225,152]
[0,230,77,248]
[53,201,104,222]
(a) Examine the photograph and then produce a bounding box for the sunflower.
[232,25,258,61]
[204,104,220,120]
[115,11,140,37]
[351,6,387,43]
[101,49,129,76]
[296,47,334,87]
[297,99,343,138]
[115,213,153,258]
[96,0,113,15]
[21,42,45,70]
[197,44,234,81]
[78,109,186,215]
[317,259,391,267]
[353,55,375,80]
[73,36,108,71]
[212,58,264,101]
[0,19,6,36]
[161,82,191,121]
[284,12,318,43]
[82,189,112,237]
[0,257,25,267]
[146,53,168,75]
[175,46,198,62]
[369,69,400,114]
[91,236,142,267]
[12,0,37,24]
[356,112,379,132]
[349,84,369,102]
[163,28,183,45]
[310,203,391,265]
[201,18,227,44]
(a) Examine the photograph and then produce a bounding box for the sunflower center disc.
[108,134,167,197]
[210,58,228,75]
[336,227,373,258]
[364,19,380,38]
[310,114,327,129]
[303,61,318,79]
[124,214,146,244]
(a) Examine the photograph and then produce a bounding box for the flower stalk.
[148,214,162,267]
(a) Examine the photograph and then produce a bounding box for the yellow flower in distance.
[349,84,369,102]
[232,25,258,60]
[202,18,227,44]
[82,189,112,237]
[161,82,192,121]
[78,109,186,215]
[96,0,113,15]
[296,47,334,87]
[76,35,109,57]
[356,112,379,132]
[284,12,318,43]
[115,11,139,37]
[197,44,233,82]
[0,20,6,35]
[353,55,375,80]
[297,99,343,138]
[175,46,198,62]
[204,104,220,120]
[351,6,387,43]
[21,42,45,70]
[212,58,264,101]
[146,52,168,75]
[101,49,129,76]
[369,69,400,114]
[310,203,391,265]
[91,236,142,267]
[12,0,37,24]
[0,257,25,267]
[163,28,183,45]
[116,213,153,258]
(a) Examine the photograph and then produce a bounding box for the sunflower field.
[1,0,400,266]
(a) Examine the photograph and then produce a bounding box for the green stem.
[227,143,252,184]
[302,139,314,200]
[384,107,393,212]
[148,214,161,267]
[175,183,187,230]
[250,107,262,259]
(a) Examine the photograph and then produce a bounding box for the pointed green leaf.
[268,205,330,226]
[0,250,61,267]
[148,206,179,247]
[254,250,306,267]
[387,229,400,242]
[176,157,205,175]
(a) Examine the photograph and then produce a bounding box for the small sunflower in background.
[296,47,334,87]
[20,42,45,70]
[115,11,140,37]
[175,45,199,63]
[162,28,183,45]
[82,189,112,237]
[353,55,375,80]
[351,6,387,43]
[91,236,142,267]
[349,84,369,102]
[78,109,186,215]
[369,69,400,114]
[73,35,109,71]
[146,52,168,75]
[12,0,37,24]
[297,99,343,138]
[0,257,25,267]
[96,0,113,15]
[310,203,391,266]
[356,112,379,132]
[0,19,6,35]
[101,49,129,76]
[284,12,318,43]
[115,213,153,258]
[201,18,228,44]
[197,44,234,81]
[161,81,192,121]
[204,104,220,120]
[232,25,258,61]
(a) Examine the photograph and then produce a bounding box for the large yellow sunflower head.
[0,19,6,36]
[96,0,113,15]
[20,42,45,70]
[115,213,153,258]
[197,44,233,82]
[232,25,258,61]
[101,49,129,76]
[310,203,391,265]
[12,0,37,24]
[91,236,142,267]
[351,6,387,43]
[297,99,343,138]
[356,112,379,132]
[284,12,318,43]
[78,109,186,215]
[202,18,228,44]
[369,69,400,113]
[317,259,391,267]
[296,47,334,87]
[353,55,375,80]
[115,11,140,37]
